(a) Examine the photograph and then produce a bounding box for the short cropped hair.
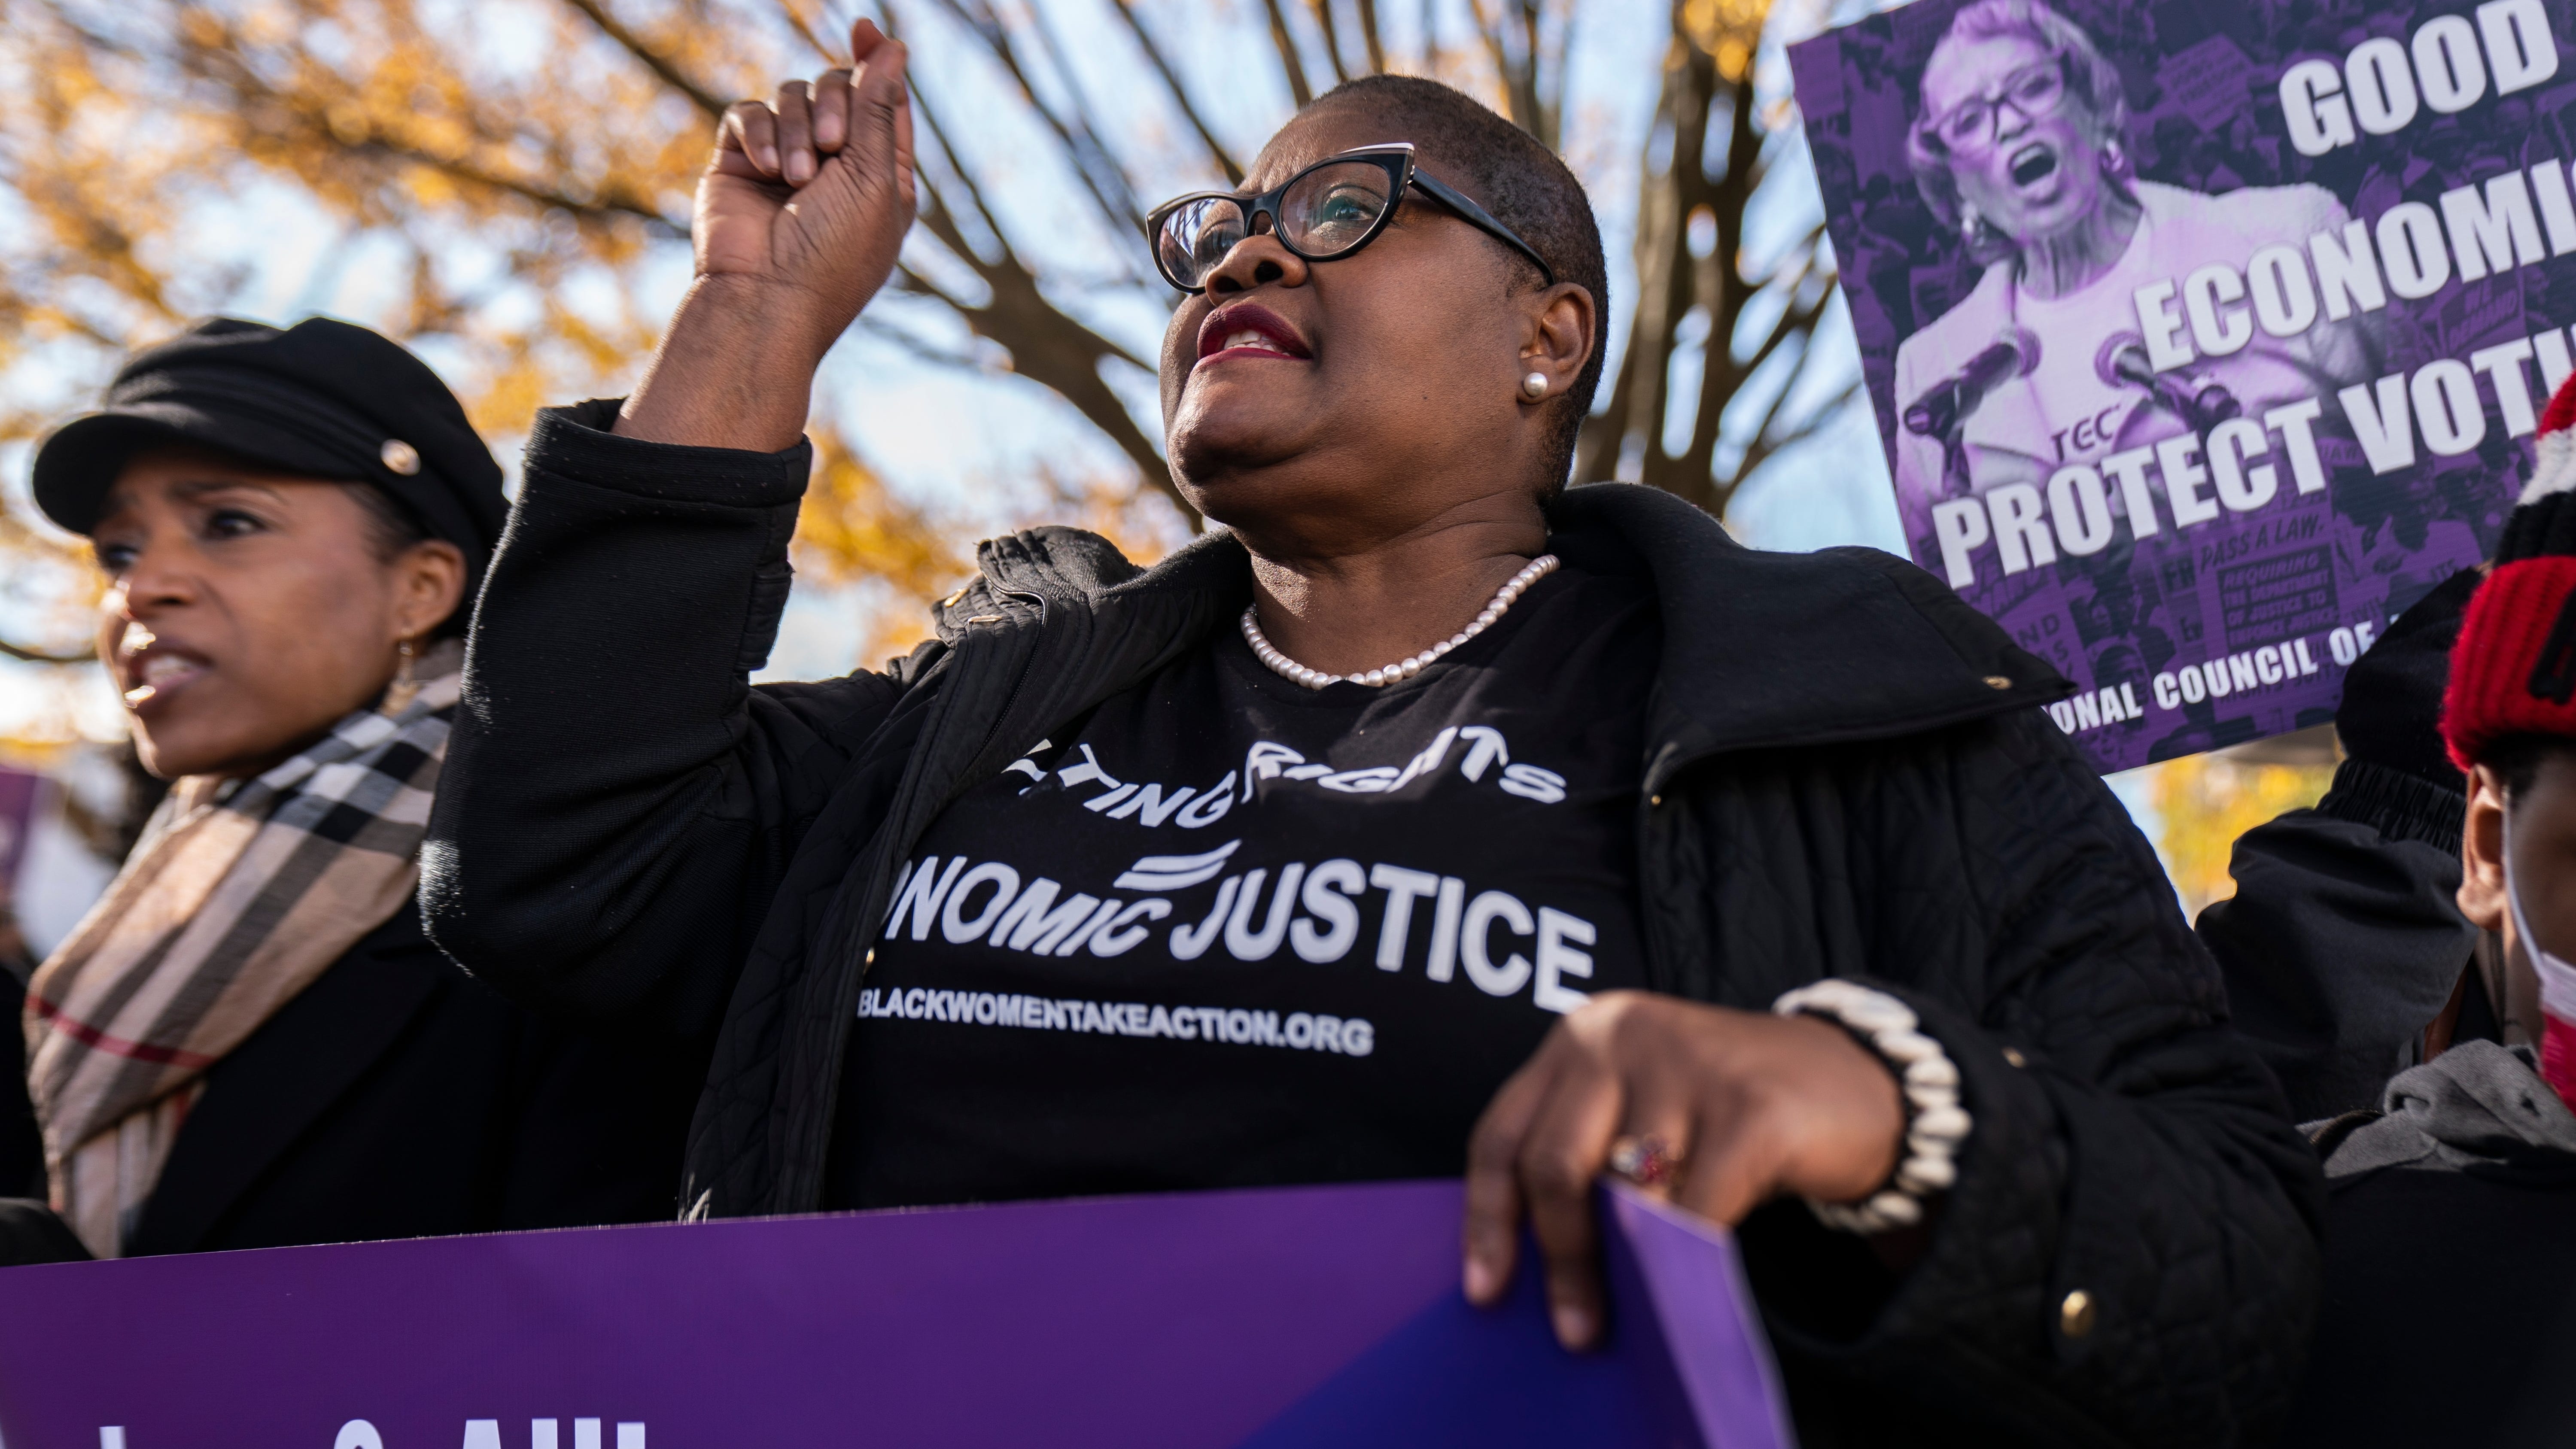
[1308,75,1609,494]
[1905,0,2129,261]
[2480,733,2576,802]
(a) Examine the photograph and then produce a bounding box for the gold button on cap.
[2060,1289,2096,1339]
[380,438,421,475]
[2002,1046,2029,1068]
[1982,674,2013,690]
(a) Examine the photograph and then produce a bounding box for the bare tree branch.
[774,0,843,64]
[1565,1,1847,526]
[1020,1,1158,235]
[906,89,1022,265]
[888,184,1185,518]
[560,0,731,120]
[1727,334,1811,459]
[1733,377,1862,489]
[1582,33,1707,494]
[1353,0,1388,75]
[1464,0,1552,145]
[1730,274,1832,392]
[351,136,689,236]
[888,260,976,314]
[1303,0,1355,85]
[0,637,91,665]
[1107,0,1245,185]
[1260,0,1317,108]
[1514,0,1551,142]
[930,0,1148,237]
[169,23,693,236]
[859,308,993,371]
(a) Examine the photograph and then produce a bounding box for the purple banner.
[1789,0,2575,769]
[0,1180,1791,1449]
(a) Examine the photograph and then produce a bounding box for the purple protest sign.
[1789,0,2574,770]
[0,1180,1792,1449]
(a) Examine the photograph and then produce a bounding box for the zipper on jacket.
[1633,775,1689,1000]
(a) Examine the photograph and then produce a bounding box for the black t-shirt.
[827,558,1661,1209]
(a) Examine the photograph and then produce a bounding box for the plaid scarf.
[25,644,461,1258]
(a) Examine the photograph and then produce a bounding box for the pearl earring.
[1520,371,1549,401]
[383,637,420,716]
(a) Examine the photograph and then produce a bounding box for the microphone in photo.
[2096,333,2159,392]
[2096,332,2242,431]
[1903,326,2041,444]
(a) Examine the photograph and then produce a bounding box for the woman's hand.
[616,19,916,452]
[1461,990,1906,1349]
[696,19,915,322]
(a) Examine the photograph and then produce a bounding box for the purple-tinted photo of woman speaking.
[1794,0,2572,770]
[1892,0,2382,512]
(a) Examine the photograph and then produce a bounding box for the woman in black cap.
[3,316,703,1263]
[431,23,2320,1443]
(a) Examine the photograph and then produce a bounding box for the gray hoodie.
[2322,1038,2576,1182]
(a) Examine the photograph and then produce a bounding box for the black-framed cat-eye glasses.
[1146,143,1556,295]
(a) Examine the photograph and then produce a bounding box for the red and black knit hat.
[2444,371,2576,1112]
[2442,373,2576,773]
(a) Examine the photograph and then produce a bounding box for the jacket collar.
[937,482,2068,788]
[1545,483,2069,787]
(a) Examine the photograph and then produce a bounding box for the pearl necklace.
[1240,554,1560,690]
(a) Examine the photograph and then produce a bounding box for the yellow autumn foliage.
[1684,0,1771,78]
[2150,753,2339,917]
[0,0,852,716]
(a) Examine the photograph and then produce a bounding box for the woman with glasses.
[1890,0,2381,511]
[427,20,2320,1443]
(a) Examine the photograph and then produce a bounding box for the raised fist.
[697,18,917,363]
[617,19,918,450]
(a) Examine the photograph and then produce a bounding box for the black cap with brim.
[32,317,507,590]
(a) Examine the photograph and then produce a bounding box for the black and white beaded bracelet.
[1772,978,1971,1234]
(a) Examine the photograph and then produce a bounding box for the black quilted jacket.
[424,402,2324,1446]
